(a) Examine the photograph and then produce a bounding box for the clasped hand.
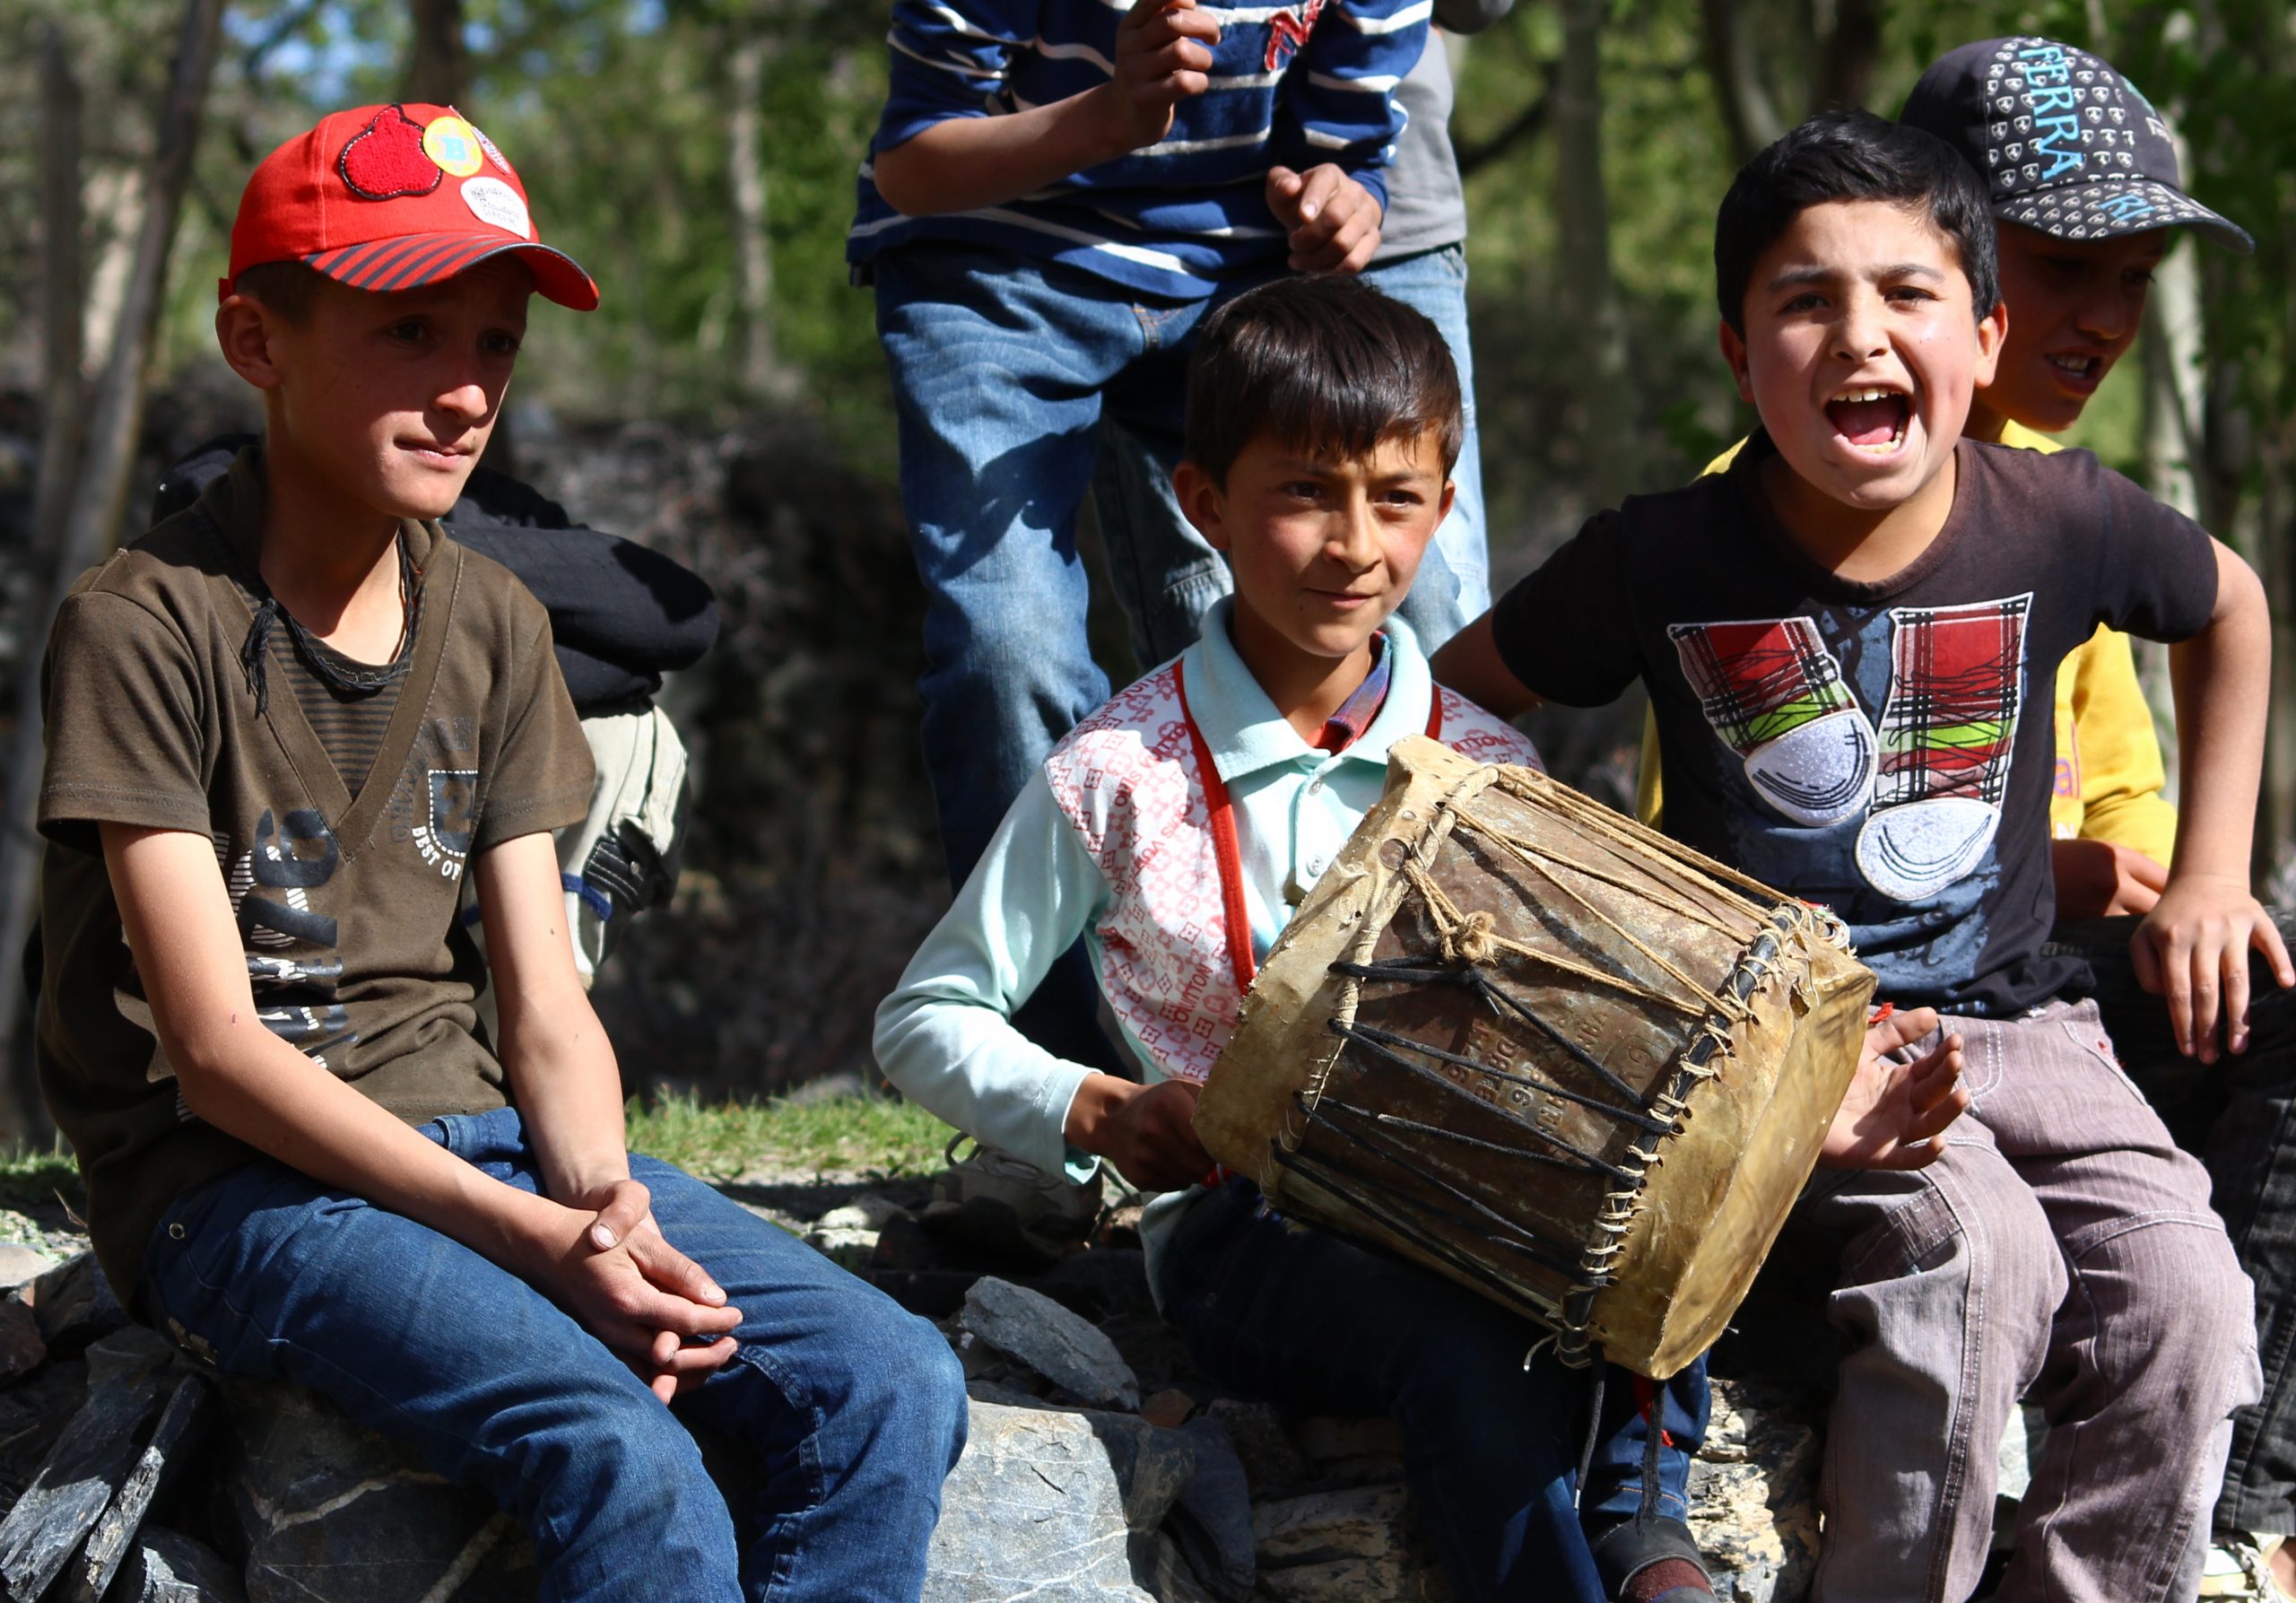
[525,1178,742,1403]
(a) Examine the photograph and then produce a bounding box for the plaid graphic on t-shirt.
[1667,616,1857,756]
[1874,595,2032,809]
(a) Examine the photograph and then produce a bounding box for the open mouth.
[2047,353,2104,387]
[1825,386,1910,454]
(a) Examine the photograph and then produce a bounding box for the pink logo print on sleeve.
[1264,0,1326,71]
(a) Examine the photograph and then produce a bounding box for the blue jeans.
[1089,243,1494,666]
[1156,1179,1707,1603]
[143,1108,968,1603]
[874,241,1259,890]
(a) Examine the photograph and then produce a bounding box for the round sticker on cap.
[461,176,532,240]
[422,115,486,178]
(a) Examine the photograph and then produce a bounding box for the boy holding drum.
[879,273,1967,1602]
[1437,108,2283,1601]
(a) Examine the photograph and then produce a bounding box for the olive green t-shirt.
[36,449,595,1300]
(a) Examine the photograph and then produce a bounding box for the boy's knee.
[2086,1217,2258,1383]
[1834,1161,2065,1363]
[838,1306,970,1468]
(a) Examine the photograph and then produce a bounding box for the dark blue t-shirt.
[1491,435,2219,1017]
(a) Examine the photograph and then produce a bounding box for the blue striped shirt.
[848,1,1431,300]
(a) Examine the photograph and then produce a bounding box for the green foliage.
[0,1141,86,1220]
[625,1089,950,1180]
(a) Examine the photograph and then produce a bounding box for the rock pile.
[0,1182,1843,1602]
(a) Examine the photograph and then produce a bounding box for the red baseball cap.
[224,103,599,310]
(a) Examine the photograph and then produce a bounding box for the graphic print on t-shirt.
[1858,596,2031,900]
[1666,617,1876,826]
[387,718,483,880]
[1673,596,2032,902]
[220,807,356,1067]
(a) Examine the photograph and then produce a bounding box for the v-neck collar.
[200,447,462,858]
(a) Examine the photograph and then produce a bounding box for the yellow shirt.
[1633,423,2177,864]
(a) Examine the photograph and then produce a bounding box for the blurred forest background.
[0,0,2290,1136]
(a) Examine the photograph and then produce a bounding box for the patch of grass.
[626,1091,952,1181]
[0,1143,87,1221]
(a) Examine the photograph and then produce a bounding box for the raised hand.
[2132,875,2296,1063]
[1820,1006,1970,1171]
[1100,0,1222,152]
[1265,164,1383,273]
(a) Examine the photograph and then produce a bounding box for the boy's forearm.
[175,1020,578,1271]
[872,91,1135,216]
[496,995,632,1205]
[1431,613,1543,717]
[474,832,633,1206]
[2166,544,2272,884]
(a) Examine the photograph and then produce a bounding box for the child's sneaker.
[2201,1533,2296,1601]
[921,1137,1100,1265]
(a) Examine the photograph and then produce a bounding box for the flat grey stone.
[0,1296,45,1386]
[24,1251,127,1354]
[0,1246,55,1293]
[1688,1376,1821,1603]
[1253,1484,1412,1568]
[224,1377,538,1602]
[958,1277,1140,1410]
[923,1401,1161,1603]
[69,1375,218,1603]
[114,1526,248,1602]
[0,1372,166,1601]
[1202,1398,1305,1492]
[1168,1416,1256,1599]
[83,1325,178,1389]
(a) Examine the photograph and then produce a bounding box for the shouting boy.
[879,275,1969,1602]
[34,106,965,1602]
[1438,109,2283,1600]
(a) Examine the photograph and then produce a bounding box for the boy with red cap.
[32,105,965,1603]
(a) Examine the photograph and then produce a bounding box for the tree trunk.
[1554,0,1637,499]
[727,30,784,402]
[1699,0,1783,165]
[0,0,227,1127]
[403,0,470,107]
[30,24,84,569]
[1806,0,1881,115]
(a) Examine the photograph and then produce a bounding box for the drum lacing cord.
[1397,858,1700,1015]
[1567,1359,1672,1524]
[1444,817,1750,1025]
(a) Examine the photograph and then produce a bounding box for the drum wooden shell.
[1193,738,1875,1379]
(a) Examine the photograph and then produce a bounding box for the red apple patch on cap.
[339,105,444,201]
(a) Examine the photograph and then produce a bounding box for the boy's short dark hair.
[231,260,329,324]
[1715,109,2000,333]
[1184,276,1463,487]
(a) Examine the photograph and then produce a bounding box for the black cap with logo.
[1899,36,2252,253]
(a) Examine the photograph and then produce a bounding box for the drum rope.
[1318,1021,1642,1181]
[1397,858,1705,1015]
[1271,1137,1584,1301]
[1327,1016,1674,1135]
[1332,958,1652,1110]
[1287,1101,1596,1278]
[1431,832,1744,1024]
[1492,766,1793,911]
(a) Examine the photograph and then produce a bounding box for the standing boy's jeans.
[1090,243,1494,665]
[875,241,1275,1070]
[873,241,1263,892]
[1156,1177,1707,1603]
[1775,999,2260,1603]
[143,1108,968,1603]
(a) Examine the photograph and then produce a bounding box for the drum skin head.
[1195,737,1874,1380]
